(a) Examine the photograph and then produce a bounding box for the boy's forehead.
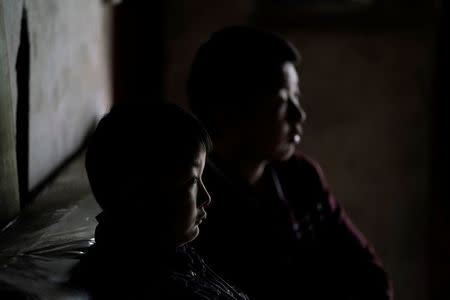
[255,63,298,94]
[192,158,202,168]
[282,62,298,83]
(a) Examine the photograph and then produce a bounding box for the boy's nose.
[199,181,211,207]
[288,101,307,125]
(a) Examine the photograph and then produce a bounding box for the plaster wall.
[1,0,111,193]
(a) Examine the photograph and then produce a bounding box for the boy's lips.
[196,212,207,224]
[288,132,302,144]
[289,126,303,144]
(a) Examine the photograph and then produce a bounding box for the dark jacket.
[70,212,249,300]
[193,151,392,299]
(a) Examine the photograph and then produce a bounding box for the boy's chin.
[273,143,296,161]
[176,226,200,247]
[186,226,200,243]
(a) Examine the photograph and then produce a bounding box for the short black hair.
[187,26,300,139]
[85,102,212,212]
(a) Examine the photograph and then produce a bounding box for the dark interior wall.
[431,0,450,298]
[112,1,165,104]
[163,1,437,299]
[293,28,433,300]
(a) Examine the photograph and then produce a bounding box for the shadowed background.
[163,1,441,299]
[0,0,447,299]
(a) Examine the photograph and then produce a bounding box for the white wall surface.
[1,0,111,191]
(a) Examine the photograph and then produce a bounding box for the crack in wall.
[15,6,30,208]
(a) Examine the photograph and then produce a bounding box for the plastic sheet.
[0,152,101,299]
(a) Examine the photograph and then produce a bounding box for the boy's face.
[170,150,211,247]
[240,62,306,162]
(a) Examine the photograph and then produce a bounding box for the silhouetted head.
[86,102,212,247]
[188,26,307,162]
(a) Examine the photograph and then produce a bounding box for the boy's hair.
[85,102,212,212]
[187,26,300,139]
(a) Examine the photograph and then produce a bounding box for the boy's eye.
[190,177,199,186]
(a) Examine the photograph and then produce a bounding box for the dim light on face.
[241,62,306,162]
[170,150,211,247]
